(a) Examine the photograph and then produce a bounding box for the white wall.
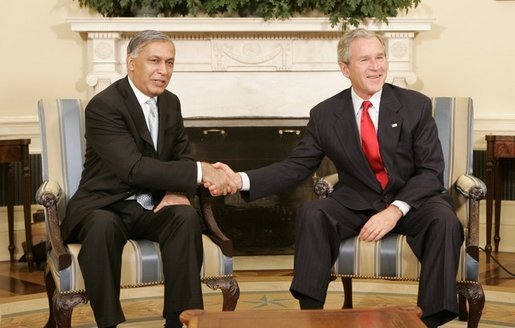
[0,1,90,118]
[1,0,515,260]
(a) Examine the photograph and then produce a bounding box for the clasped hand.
[201,162,242,196]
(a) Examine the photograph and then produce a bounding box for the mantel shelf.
[68,17,435,33]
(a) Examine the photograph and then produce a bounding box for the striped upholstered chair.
[36,99,239,328]
[314,97,486,328]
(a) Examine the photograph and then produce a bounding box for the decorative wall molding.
[67,17,433,118]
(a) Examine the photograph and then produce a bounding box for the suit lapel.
[378,85,402,174]
[333,91,362,159]
[120,78,157,155]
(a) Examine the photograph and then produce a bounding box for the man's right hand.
[201,162,239,196]
[212,162,242,192]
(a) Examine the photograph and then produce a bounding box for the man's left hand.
[359,205,403,242]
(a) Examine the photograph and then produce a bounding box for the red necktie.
[360,100,388,189]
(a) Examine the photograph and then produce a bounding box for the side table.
[0,139,33,271]
[485,135,515,263]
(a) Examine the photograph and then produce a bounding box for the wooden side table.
[0,139,33,271]
[485,135,515,263]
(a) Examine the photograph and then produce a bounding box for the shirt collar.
[128,76,156,106]
[351,88,383,116]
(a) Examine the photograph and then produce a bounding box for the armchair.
[314,97,486,328]
[36,99,239,328]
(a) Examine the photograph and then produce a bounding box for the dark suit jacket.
[63,77,198,240]
[244,83,447,212]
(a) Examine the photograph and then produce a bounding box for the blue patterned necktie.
[146,98,158,150]
[135,98,159,210]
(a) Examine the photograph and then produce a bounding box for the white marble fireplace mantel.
[68,17,434,118]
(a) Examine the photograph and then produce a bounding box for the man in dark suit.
[64,30,235,328]
[213,28,463,327]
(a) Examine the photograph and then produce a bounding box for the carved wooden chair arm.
[35,180,72,270]
[454,174,487,261]
[314,173,339,198]
[198,187,233,257]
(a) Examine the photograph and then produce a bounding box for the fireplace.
[186,117,334,255]
[67,16,433,254]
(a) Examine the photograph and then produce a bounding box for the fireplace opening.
[186,118,334,255]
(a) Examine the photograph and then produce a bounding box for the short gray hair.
[127,30,173,58]
[337,28,387,64]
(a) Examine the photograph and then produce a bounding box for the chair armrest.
[455,174,487,201]
[314,173,339,198]
[36,180,72,270]
[454,174,487,261]
[198,187,234,257]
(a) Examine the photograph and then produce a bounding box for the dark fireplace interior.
[186,118,334,255]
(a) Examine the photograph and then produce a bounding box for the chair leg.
[204,277,240,311]
[44,267,57,328]
[341,277,353,309]
[52,291,89,328]
[457,282,485,328]
[458,293,468,321]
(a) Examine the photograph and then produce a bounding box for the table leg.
[5,163,16,262]
[485,143,495,264]
[22,155,34,272]
[493,159,502,253]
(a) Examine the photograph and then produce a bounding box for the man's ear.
[339,62,350,78]
[127,56,135,72]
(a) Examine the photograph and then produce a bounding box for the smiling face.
[127,40,175,98]
[339,36,388,100]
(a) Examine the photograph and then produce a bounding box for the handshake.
[201,162,242,196]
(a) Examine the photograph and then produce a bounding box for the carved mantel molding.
[68,17,434,117]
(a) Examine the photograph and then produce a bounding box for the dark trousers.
[72,200,204,328]
[290,195,463,326]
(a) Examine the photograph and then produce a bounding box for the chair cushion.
[49,235,233,293]
[333,232,478,282]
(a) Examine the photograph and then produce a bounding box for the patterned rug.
[1,280,514,327]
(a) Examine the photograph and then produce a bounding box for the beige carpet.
[1,280,514,327]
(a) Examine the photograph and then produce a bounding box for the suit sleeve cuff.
[239,172,250,191]
[196,161,202,185]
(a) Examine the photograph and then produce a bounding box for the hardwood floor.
[0,251,514,300]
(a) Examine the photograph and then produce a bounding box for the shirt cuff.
[196,161,202,185]
[239,172,250,191]
[391,200,411,216]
